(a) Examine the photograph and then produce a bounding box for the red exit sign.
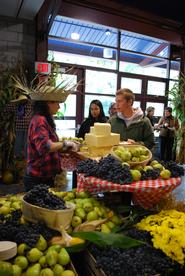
[35,62,51,74]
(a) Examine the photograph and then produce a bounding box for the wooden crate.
[84,250,106,276]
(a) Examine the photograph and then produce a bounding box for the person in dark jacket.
[156,107,179,161]
[78,99,108,139]
[146,106,155,127]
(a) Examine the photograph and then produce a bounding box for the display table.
[77,173,181,209]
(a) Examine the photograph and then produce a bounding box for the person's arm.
[48,140,79,152]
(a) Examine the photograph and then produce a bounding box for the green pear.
[71,216,82,227]
[27,248,43,263]
[36,235,47,251]
[86,210,98,221]
[153,163,164,171]
[101,224,111,233]
[12,264,22,276]
[39,256,47,268]
[46,250,58,267]
[0,205,10,215]
[11,201,21,210]
[58,248,70,266]
[0,261,13,276]
[25,263,41,276]
[47,244,61,253]
[75,191,89,198]
[75,208,86,220]
[17,243,28,255]
[106,221,116,229]
[53,264,64,276]
[14,256,28,270]
[61,270,75,276]
[110,215,122,225]
[160,169,171,180]
[83,202,93,213]
[130,169,141,181]
[40,268,54,276]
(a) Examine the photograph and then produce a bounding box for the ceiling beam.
[139,43,168,67]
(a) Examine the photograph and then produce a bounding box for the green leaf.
[72,231,144,249]
[66,241,89,253]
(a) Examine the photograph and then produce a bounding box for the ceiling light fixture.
[105,29,111,36]
[71,32,80,40]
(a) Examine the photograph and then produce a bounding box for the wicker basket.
[22,198,75,231]
[111,144,152,167]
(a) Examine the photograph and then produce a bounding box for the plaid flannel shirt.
[27,115,61,178]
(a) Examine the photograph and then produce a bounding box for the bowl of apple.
[111,144,152,167]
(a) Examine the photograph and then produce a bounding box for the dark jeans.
[159,136,174,161]
[23,174,55,192]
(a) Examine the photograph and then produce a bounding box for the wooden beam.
[36,0,62,61]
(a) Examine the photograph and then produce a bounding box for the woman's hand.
[62,140,80,152]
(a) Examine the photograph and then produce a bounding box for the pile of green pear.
[53,190,122,233]
[0,235,75,276]
[130,160,171,181]
[0,195,22,216]
[114,146,150,163]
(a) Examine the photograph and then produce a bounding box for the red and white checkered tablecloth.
[77,173,182,209]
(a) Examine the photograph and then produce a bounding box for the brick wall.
[0,15,35,72]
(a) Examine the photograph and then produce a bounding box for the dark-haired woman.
[78,99,108,139]
[24,100,78,192]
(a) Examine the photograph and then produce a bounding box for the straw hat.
[11,94,29,103]
[12,74,77,103]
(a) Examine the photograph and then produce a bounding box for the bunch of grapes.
[77,155,132,185]
[160,161,184,177]
[141,168,160,180]
[89,228,182,276]
[24,185,66,210]
[0,210,59,249]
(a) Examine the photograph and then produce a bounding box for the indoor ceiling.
[0,0,44,20]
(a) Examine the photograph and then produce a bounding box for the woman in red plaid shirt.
[23,87,78,192]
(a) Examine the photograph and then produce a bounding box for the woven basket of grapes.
[111,144,152,167]
[22,188,76,231]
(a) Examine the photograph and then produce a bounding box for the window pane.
[133,101,140,108]
[119,51,168,78]
[146,102,164,117]
[168,80,178,101]
[56,73,77,89]
[147,81,166,96]
[121,77,142,94]
[55,120,76,138]
[170,60,180,80]
[48,47,117,70]
[60,94,76,117]
[85,70,117,94]
[84,95,115,117]
[120,30,169,58]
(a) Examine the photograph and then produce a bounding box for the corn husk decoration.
[12,68,81,103]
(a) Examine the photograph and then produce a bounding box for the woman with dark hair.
[157,107,179,161]
[23,89,79,192]
[78,99,108,139]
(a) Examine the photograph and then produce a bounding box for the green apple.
[139,155,148,162]
[131,157,140,162]
[14,256,28,270]
[153,163,164,171]
[11,201,21,210]
[130,169,141,181]
[0,205,10,215]
[150,160,159,166]
[27,248,43,263]
[106,221,116,229]
[86,210,98,221]
[130,148,140,157]
[71,216,82,227]
[160,169,171,180]
[143,165,153,171]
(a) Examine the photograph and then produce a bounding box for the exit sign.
[35,62,51,74]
